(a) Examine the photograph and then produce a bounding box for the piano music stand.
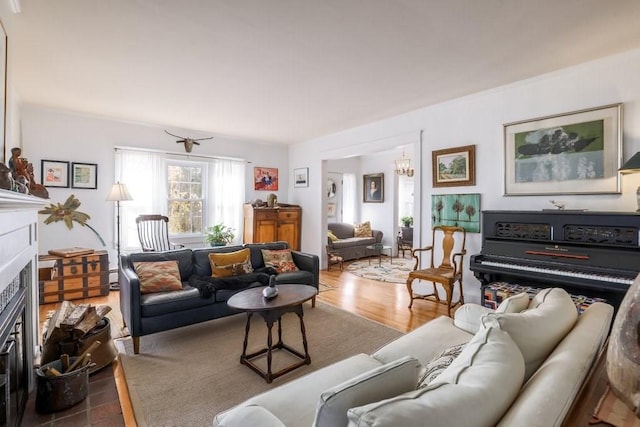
[406,225,467,317]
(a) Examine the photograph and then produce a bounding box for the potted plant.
[400,216,413,228]
[204,223,235,246]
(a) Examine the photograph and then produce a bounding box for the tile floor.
[21,364,124,427]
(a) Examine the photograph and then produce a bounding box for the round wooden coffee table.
[227,284,317,383]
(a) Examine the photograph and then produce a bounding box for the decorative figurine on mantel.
[8,147,49,198]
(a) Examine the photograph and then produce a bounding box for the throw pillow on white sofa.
[481,287,578,380]
[346,325,524,427]
[453,292,530,334]
[314,355,420,427]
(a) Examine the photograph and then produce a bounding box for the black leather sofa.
[119,241,319,354]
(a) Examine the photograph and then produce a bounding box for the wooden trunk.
[38,251,109,304]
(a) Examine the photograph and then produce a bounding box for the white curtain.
[207,159,245,244]
[115,149,166,251]
[115,148,246,250]
[342,173,356,224]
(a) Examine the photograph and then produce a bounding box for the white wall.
[290,48,640,304]
[20,105,289,270]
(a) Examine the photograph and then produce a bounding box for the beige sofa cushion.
[481,287,578,380]
[314,356,420,427]
[347,326,524,427]
[216,405,286,427]
[453,292,530,334]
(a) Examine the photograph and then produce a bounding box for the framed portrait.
[431,193,481,233]
[41,160,70,188]
[294,167,309,188]
[504,103,622,196]
[363,173,384,203]
[254,167,278,191]
[71,162,98,189]
[432,145,476,187]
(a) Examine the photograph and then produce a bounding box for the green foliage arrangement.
[400,216,414,227]
[204,223,235,246]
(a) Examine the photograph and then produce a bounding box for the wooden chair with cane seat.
[406,225,466,317]
[136,214,185,252]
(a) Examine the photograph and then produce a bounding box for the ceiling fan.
[164,130,213,153]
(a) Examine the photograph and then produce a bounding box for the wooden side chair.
[326,246,344,271]
[406,225,466,317]
[136,215,185,252]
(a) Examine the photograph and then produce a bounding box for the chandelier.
[395,151,414,177]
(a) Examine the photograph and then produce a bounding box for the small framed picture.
[41,160,70,188]
[432,145,476,188]
[254,167,278,191]
[71,162,98,189]
[363,173,384,203]
[294,167,309,188]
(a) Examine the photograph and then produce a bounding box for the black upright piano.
[470,210,640,309]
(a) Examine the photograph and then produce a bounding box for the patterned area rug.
[346,257,414,284]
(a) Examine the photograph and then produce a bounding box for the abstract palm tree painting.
[431,193,480,233]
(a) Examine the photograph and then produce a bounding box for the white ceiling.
[7,0,640,144]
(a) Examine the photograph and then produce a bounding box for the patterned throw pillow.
[354,221,372,238]
[417,343,467,388]
[208,248,253,278]
[133,260,184,294]
[261,249,299,273]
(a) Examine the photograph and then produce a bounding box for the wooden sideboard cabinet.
[38,250,109,304]
[243,204,302,251]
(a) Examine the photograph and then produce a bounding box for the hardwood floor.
[36,258,448,426]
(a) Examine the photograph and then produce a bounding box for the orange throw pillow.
[133,260,183,294]
[261,249,299,273]
[208,248,253,278]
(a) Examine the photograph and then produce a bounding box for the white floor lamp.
[106,181,133,289]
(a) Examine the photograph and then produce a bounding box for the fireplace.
[0,189,45,425]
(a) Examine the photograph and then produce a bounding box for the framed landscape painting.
[504,104,622,195]
[432,145,475,187]
[431,193,481,233]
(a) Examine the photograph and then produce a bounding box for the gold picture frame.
[432,145,476,187]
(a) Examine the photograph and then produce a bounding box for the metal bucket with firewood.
[35,357,90,413]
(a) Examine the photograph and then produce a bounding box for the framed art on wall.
[71,162,98,189]
[254,167,278,191]
[504,103,622,195]
[294,167,309,188]
[432,145,476,187]
[431,193,481,233]
[41,160,70,188]
[363,173,384,203]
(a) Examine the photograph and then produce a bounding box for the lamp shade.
[618,152,640,174]
[106,182,133,201]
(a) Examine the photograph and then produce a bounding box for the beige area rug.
[346,257,414,284]
[118,302,403,427]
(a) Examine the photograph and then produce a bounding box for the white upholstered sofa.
[213,288,613,427]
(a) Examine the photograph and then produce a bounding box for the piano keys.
[470,210,640,309]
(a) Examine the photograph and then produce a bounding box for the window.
[167,161,205,235]
[115,148,246,250]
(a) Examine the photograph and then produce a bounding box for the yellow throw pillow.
[133,260,183,294]
[354,221,373,238]
[208,248,253,278]
[327,230,339,242]
[261,249,299,273]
